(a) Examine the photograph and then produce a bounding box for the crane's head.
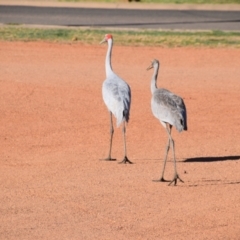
[147,59,159,70]
[100,34,113,44]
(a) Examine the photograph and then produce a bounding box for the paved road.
[0,4,240,31]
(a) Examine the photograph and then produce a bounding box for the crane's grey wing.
[118,79,131,122]
[102,75,131,126]
[152,88,187,132]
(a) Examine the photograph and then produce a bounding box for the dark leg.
[166,126,184,186]
[153,124,171,182]
[102,112,116,161]
[119,121,132,164]
[159,125,172,182]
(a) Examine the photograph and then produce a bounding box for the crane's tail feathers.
[176,106,187,132]
[177,116,187,132]
[123,109,130,123]
[183,108,187,131]
[116,109,129,127]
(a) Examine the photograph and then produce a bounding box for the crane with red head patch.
[100,34,132,164]
[100,34,113,44]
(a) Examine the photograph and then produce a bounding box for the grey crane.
[100,34,132,164]
[147,59,187,185]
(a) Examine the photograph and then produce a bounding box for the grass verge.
[59,0,240,4]
[1,26,240,47]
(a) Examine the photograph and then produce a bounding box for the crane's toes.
[168,174,184,186]
[119,156,133,164]
[100,157,117,161]
[152,177,170,183]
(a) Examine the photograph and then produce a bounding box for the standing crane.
[147,59,187,185]
[100,34,132,164]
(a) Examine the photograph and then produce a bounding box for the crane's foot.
[168,174,184,186]
[100,157,116,161]
[152,177,171,183]
[119,156,133,164]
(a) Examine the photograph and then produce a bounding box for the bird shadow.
[184,155,240,163]
[183,180,240,187]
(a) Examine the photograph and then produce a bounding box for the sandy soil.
[0,41,240,239]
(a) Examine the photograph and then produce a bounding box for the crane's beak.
[146,64,153,70]
[100,38,107,44]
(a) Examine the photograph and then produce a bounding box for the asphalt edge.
[0,0,240,11]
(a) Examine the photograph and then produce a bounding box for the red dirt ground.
[0,41,240,239]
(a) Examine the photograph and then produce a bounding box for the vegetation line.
[59,0,240,4]
[1,26,240,47]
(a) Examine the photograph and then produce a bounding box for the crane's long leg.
[153,124,171,182]
[103,112,116,161]
[119,121,132,164]
[158,124,172,182]
[165,126,184,186]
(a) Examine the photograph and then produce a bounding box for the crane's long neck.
[151,64,159,94]
[105,39,113,77]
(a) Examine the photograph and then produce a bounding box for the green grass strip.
[59,0,240,4]
[1,26,240,47]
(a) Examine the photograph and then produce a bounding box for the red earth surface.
[0,41,240,239]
